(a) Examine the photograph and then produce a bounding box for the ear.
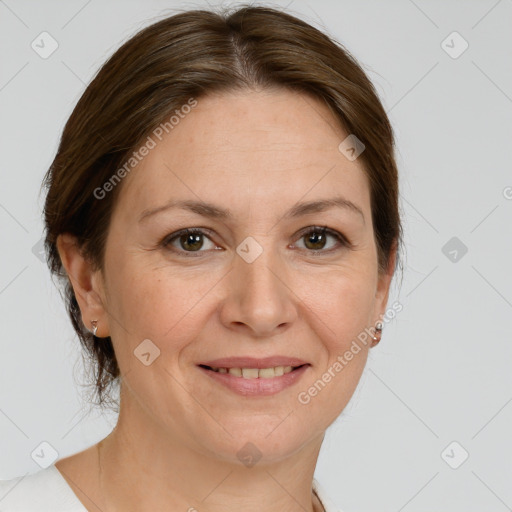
[372,239,398,333]
[56,233,109,338]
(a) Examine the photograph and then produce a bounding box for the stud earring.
[371,321,383,346]
[90,320,98,337]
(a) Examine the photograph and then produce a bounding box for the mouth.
[196,359,311,396]
[198,363,307,379]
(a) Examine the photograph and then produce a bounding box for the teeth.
[242,368,259,379]
[210,365,298,378]
[258,367,276,379]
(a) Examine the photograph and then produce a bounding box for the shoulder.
[0,465,86,512]
[313,478,346,512]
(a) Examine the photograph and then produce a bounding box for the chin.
[196,417,320,466]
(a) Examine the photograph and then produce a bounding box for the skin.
[56,88,396,512]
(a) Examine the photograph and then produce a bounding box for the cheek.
[105,259,216,351]
[301,265,376,343]
[295,272,374,422]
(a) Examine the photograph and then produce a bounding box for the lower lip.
[198,365,309,396]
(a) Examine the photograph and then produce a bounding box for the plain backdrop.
[1,0,511,511]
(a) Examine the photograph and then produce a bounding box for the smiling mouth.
[198,364,308,379]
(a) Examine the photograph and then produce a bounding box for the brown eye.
[295,226,348,253]
[161,225,349,258]
[178,232,204,251]
[304,230,328,250]
[163,228,217,255]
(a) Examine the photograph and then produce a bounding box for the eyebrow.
[138,196,365,224]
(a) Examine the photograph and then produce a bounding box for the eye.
[161,225,350,257]
[293,226,349,254]
[162,228,218,256]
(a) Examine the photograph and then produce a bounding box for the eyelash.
[160,226,350,257]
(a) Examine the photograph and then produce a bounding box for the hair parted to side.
[42,5,403,411]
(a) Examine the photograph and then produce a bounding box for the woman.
[0,5,401,511]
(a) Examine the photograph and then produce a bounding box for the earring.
[90,320,98,337]
[371,321,383,346]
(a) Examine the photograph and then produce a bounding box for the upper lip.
[198,356,309,369]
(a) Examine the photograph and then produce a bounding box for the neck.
[93,388,325,512]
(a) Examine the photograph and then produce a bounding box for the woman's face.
[94,88,394,463]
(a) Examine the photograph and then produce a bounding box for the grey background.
[1,0,511,510]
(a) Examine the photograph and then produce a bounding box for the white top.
[0,464,342,511]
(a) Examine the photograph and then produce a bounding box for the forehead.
[115,88,371,223]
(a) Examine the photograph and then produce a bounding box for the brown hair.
[43,5,403,411]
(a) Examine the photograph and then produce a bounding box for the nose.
[219,243,298,338]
